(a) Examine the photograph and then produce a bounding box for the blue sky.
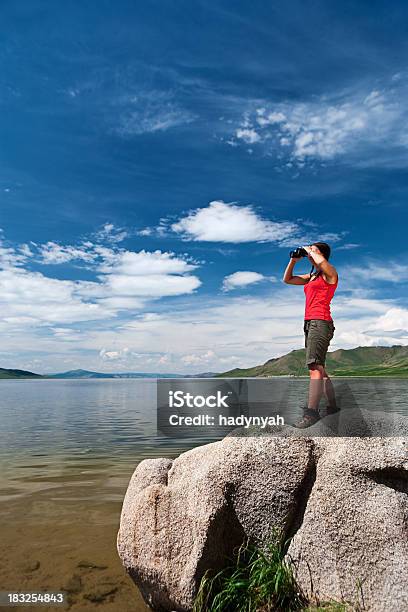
[0,0,407,373]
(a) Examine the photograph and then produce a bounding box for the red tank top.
[304,273,337,321]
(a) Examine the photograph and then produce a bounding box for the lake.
[0,378,407,611]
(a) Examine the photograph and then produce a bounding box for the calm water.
[0,378,407,611]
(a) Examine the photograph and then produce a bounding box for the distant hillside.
[50,369,188,379]
[0,367,219,380]
[218,345,408,378]
[50,369,111,379]
[184,372,219,378]
[0,368,43,379]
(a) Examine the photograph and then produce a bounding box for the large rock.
[117,410,408,611]
[117,437,314,611]
[287,437,408,611]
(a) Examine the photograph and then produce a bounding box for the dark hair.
[309,241,331,277]
[312,241,331,260]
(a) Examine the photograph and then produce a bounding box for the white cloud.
[235,128,261,143]
[277,230,345,248]
[336,243,360,251]
[19,243,33,257]
[1,273,407,372]
[1,226,407,372]
[137,227,153,236]
[39,242,97,264]
[98,249,197,276]
[37,224,127,264]
[0,267,111,325]
[181,350,216,365]
[341,260,408,283]
[95,296,145,310]
[76,288,408,372]
[51,327,82,342]
[0,236,202,331]
[366,307,408,333]
[104,272,201,298]
[97,248,201,298]
[99,347,129,361]
[95,223,128,243]
[170,201,299,243]
[226,79,408,165]
[222,271,268,291]
[256,109,286,126]
[114,90,196,136]
[0,244,28,268]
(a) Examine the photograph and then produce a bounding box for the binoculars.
[289,247,308,258]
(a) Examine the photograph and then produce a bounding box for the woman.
[283,241,338,428]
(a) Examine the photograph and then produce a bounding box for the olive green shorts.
[304,319,335,367]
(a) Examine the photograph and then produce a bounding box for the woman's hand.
[302,245,315,257]
[303,245,322,263]
[303,245,338,284]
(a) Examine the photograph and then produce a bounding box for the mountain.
[6,346,408,380]
[50,369,113,379]
[50,369,188,379]
[183,372,219,378]
[0,367,43,379]
[218,345,408,377]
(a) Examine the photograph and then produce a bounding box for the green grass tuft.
[193,535,307,612]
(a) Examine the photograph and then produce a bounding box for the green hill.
[0,368,43,379]
[218,345,408,378]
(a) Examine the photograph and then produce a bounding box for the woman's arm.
[304,246,338,283]
[282,258,311,285]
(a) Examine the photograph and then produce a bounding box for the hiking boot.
[326,404,340,415]
[292,407,320,429]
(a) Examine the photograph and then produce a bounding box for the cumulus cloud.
[222,271,269,291]
[366,307,408,334]
[99,347,129,361]
[0,234,202,331]
[98,249,197,276]
[1,271,407,372]
[235,128,261,143]
[1,226,407,372]
[170,201,299,243]
[181,349,216,365]
[96,248,201,298]
[0,267,111,325]
[103,271,200,298]
[83,289,408,372]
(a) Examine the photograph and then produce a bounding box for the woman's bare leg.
[293,364,324,428]
[323,368,337,409]
[307,364,324,410]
